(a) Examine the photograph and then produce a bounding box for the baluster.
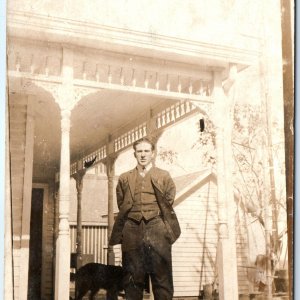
[166,74,170,92]
[82,61,87,80]
[188,78,193,94]
[157,114,161,128]
[177,76,181,93]
[206,83,211,96]
[142,124,147,136]
[44,56,49,76]
[128,132,132,144]
[103,147,107,157]
[135,129,139,141]
[155,72,159,90]
[166,109,170,124]
[95,64,100,82]
[139,126,143,138]
[118,138,121,150]
[175,104,180,118]
[144,71,148,89]
[185,101,191,113]
[120,67,124,85]
[180,102,185,115]
[30,54,35,74]
[132,69,136,87]
[170,106,175,121]
[108,66,112,84]
[124,134,128,146]
[197,81,202,96]
[121,136,124,149]
[114,140,118,151]
[199,81,204,95]
[161,111,166,126]
[131,130,135,142]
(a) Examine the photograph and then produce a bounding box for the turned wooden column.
[212,69,238,300]
[105,156,117,265]
[55,109,71,300]
[72,167,87,269]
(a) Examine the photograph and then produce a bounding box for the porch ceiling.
[32,88,173,170]
[70,90,172,161]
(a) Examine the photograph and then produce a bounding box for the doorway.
[27,188,44,300]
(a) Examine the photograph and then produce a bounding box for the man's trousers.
[122,216,173,300]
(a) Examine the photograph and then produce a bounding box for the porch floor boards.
[69,291,289,300]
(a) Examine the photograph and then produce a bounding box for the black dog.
[70,263,124,300]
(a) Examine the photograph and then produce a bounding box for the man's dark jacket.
[109,167,181,246]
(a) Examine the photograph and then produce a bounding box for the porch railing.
[70,224,122,266]
[70,224,108,264]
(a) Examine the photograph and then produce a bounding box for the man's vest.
[127,170,160,221]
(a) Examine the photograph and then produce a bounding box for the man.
[109,137,181,300]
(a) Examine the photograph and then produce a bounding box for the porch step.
[69,290,150,300]
[239,292,289,300]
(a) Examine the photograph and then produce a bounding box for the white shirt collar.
[137,164,152,173]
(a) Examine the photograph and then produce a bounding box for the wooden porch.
[4,2,275,300]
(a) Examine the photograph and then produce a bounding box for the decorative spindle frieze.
[8,45,214,104]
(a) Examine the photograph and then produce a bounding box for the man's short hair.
[133,137,155,151]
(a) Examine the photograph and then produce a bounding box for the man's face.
[134,142,154,167]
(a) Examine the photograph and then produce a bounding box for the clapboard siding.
[172,177,250,297]
[235,206,250,294]
[40,184,55,300]
[113,245,122,266]
[70,224,108,264]
[173,180,218,297]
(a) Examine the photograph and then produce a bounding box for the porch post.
[106,155,117,265]
[223,64,239,298]
[5,93,13,300]
[55,109,71,300]
[213,69,239,300]
[72,168,87,269]
[19,95,35,300]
